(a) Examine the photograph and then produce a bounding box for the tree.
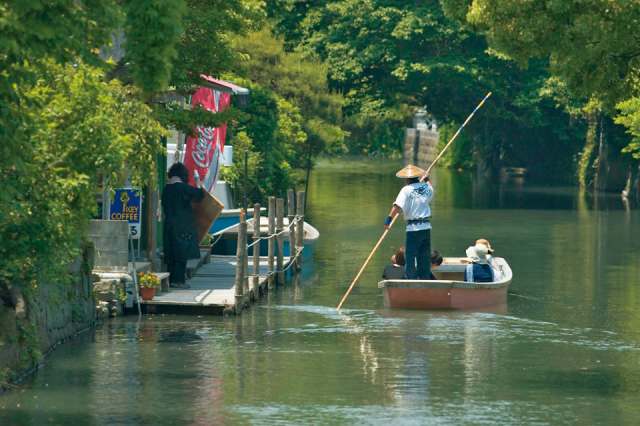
[441,0,640,109]
[221,79,309,204]
[270,0,586,181]
[441,0,640,191]
[1,60,166,293]
[233,28,347,162]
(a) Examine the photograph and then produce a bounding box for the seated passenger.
[475,238,505,280]
[429,250,443,279]
[382,248,406,280]
[464,244,500,283]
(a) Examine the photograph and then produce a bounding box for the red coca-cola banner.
[183,86,230,191]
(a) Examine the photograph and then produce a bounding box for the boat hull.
[379,257,512,310]
[209,208,264,234]
[381,286,508,309]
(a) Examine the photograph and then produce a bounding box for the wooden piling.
[287,189,297,275]
[267,197,276,291]
[234,209,246,314]
[276,198,285,284]
[244,231,249,305]
[252,203,261,299]
[296,191,305,270]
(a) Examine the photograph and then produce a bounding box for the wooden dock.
[140,255,291,315]
[138,190,306,315]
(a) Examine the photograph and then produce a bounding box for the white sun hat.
[465,244,489,264]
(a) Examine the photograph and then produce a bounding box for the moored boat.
[211,217,319,262]
[378,257,512,309]
[209,208,265,234]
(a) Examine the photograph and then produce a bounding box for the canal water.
[2,158,640,425]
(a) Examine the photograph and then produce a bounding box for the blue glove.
[384,216,392,226]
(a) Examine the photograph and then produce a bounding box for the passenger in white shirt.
[384,165,433,280]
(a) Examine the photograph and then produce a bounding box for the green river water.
[2,158,640,425]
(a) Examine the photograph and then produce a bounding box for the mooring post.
[287,189,297,275]
[234,209,246,315]
[267,196,276,291]
[276,198,285,284]
[296,191,305,271]
[252,203,261,299]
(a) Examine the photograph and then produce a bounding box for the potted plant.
[138,272,160,301]
[200,234,213,264]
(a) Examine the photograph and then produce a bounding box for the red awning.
[200,75,249,95]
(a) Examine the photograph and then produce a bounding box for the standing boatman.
[385,165,433,280]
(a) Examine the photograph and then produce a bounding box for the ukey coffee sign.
[110,189,142,238]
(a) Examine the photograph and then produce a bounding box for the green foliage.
[271,0,586,182]
[441,0,640,110]
[123,0,187,96]
[0,60,166,292]
[222,77,311,204]
[233,28,347,161]
[118,287,127,305]
[171,0,265,90]
[219,131,263,203]
[442,0,640,177]
[16,322,41,367]
[151,102,243,138]
[436,122,475,170]
[615,99,640,161]
[72,304,85,322]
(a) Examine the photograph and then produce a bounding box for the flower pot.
[140,287,156,301]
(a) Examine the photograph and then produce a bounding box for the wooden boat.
[378,257,512,309]
[209,208,265,234]
[211,217,319,262]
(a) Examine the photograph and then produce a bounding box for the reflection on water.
[2,157,640,425]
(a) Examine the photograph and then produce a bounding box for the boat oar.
[337,215,399,309]
[336,92,492,310]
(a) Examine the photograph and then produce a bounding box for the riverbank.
[0,245,96,388]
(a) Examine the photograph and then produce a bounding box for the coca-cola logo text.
[191,126,215,168]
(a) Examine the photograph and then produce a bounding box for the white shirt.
[394,182,433,232]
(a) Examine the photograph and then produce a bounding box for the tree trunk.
[595,112,609,191]
[578,112,598,188]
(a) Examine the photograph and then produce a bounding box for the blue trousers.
[405,229,431,280]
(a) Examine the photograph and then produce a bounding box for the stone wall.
[0,246,97,385]
[404,128,439,165]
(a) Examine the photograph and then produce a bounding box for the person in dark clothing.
[383,248,406,280]
[162,162,205,289]
[464,244,499,283]
[383,248,443,280]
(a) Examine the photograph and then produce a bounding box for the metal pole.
[276,198,285,285]
[267,197,276,291]
[243,150,248,212]
[129,233,141,316]
[296,191,305,271]
[252,203,261,299]
[287,189,296,274]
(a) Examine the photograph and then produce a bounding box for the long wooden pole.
[337,215,399,309]
[336,93,492,310]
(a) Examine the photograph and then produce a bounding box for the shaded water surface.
[2,158,640,425]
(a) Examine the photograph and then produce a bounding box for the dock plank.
[141,255,290,311]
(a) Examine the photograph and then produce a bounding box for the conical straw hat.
[396,165,426,179]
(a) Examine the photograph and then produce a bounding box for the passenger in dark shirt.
[464,244,497,283]
[429,250,443,280]
[384,248,444,280]
[382,248,406,280]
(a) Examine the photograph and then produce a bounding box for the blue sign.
[110,189,142,238]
